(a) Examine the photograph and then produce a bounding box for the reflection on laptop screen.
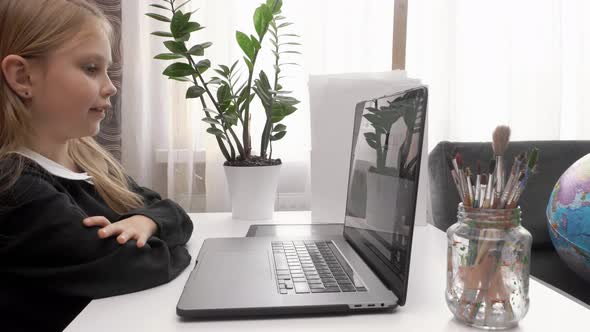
[343,87,428,305]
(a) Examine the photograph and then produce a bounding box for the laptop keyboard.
[272,240,367,295]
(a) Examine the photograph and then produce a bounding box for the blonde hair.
[0,0,144,214]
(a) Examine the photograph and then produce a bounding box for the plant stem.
[243,0,280,159]
[186,55,245,159]
[261,20,280,159]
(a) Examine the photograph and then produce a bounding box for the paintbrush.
[499,152,526,208]
[448,157,464,201]
[507,148,539,209]
[480,175,488,209]
[483,160,496,209]
[492,126,511,208]
[455,153,470,206]
[466,167,475,207]
[474,161,482,208]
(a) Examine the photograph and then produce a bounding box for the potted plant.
[362,89,425,232]
[146,0,301,219]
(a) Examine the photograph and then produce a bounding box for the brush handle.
[451,171,463,200]
[467,176,475,207]
[499,172,516,208]
[483,173,494,209]
[495,156,504,194]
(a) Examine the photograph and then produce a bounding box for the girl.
[0,1,194,331]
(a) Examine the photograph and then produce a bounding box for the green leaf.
[202,107,219,115]
[206,127,227,140]
[219,65,230,76]
[217,84,232,108]
[243,56,254,72]
[169,76,192,82]
[162,62,195,77]
[280,33,301,37]
[175,33,190,42]
[154,53,184,60]
[163,40,187,54]
[278,22,293,28]
[270,131,286,141]
[236,31,255,60]
[151,31,174,38]
[213,69,226,78]
[250,35,261,50]
[187,45,204,56]
[145,13,171,22]
[180,22,202,35]
[200,42,212,49]
[195,59,211,73]
[280,50,302,55]
[208,77,223,85]
[230,60,239,73]
[266,0,283,13]
[171,11,190,38]
[276,95,300,106]
[254,4,273,39]
[222,112,239,124]
[273,124,286,132]
[186,85,206,98]
[202,117,221,125]
[149,4,171,11]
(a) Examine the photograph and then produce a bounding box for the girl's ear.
[1,55,35,99]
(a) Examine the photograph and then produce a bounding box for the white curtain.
[407,0,590,150]
[121,0,395,212]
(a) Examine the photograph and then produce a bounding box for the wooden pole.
[392,0,408,70]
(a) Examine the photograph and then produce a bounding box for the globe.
[547,154,590,283]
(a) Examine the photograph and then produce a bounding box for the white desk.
[66,211,589,331]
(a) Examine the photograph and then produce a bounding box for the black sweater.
[0,156,194,332]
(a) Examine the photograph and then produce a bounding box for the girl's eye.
[84,65,98,75]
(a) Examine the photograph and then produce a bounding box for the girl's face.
[29,22,117,141]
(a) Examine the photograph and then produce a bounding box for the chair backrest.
[428,140,590,249]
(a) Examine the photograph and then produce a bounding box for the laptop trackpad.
[191,251,273,305]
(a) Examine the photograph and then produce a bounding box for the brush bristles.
[447,157,454,170]
[492,125,511,156]
[456,153,463,169]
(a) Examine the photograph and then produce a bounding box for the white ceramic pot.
[224,164,281,220]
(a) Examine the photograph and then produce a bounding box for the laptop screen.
[343,86,428,306]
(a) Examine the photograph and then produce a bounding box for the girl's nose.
[103,76,118,97]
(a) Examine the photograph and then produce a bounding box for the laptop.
[177,86,428,318]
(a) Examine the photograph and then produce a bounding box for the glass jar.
[446,204,532,330]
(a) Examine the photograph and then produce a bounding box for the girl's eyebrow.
[82,53,113,66]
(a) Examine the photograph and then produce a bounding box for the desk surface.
[66,211,589,331]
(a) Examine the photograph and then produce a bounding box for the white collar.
[15,147,94,184]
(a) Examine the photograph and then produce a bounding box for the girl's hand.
[83,215,158,248]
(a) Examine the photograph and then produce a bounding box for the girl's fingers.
[117,231,134,244]
[136,234,149,248]
[98,223,122,239]
[83,216,111,227]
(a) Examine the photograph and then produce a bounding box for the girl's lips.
[90,108,106,117]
